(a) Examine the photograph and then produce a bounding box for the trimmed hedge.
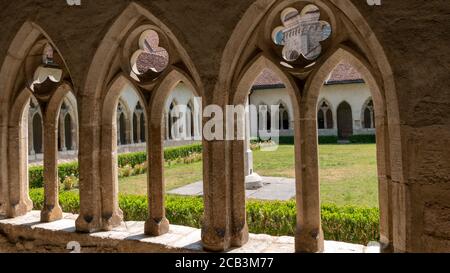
[273,136,339,145]
[29,143,203,188]
[118,143,203,167]
[349,134,376,144]
[29,188,379,245]
[29,162,79,189]
[165,144,203,162]
[268,135,376,145]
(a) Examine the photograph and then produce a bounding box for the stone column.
[144,106,169,236]
[7,108,33,218]
[244,98,262,189]
[40,106,63,222]
[76,99,103,233]
[99,106,123,230]
[295,107,324,253]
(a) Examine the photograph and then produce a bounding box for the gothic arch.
[100,73,148,230]
[224,53,302,250]
[304,46,402,252]
[209,0,403,253]
[41,82,74,222]
[0,21,74,219]
[76,2,202,233]
[145,68,200,236]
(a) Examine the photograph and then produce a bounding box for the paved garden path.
[168,177,296,201]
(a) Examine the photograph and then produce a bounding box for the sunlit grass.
[119,144,379,207]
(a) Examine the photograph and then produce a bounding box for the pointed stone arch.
[76,2,202,233]
[145,68,200,236]
[211,53,302,251]
[100,73,148,230]
[0,21,74,219]
[210,0,403,253]
[303,45,402,252]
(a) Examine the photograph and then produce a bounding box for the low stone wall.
[0,211,374,253]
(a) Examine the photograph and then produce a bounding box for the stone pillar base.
[231,224,249,247]
[295,228,325,253]
[245,172,263,190]
[7,200,33,218]
[40,205,63,222]
[379,240,394,253]
[75,214,102,233]
[201,227,231,252]
[145,217,170,236]
[101,210,124,231]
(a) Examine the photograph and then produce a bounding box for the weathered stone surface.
[0,0,449,253]
[0,211,373,253]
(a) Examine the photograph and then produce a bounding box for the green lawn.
[119,144,379,208]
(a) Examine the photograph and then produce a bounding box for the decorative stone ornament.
[30,43,63,92]
[130,29,169,81]
[272,5,331,62]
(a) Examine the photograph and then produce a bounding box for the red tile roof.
[252,62,364,88]
[325,62,363,84]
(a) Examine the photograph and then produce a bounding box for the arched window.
[266,108,272,132]
[140,112,146,142]
[168,102,178,140]
[318,109,325,129]
[32,113,43,154]
[119,112,127,145]
[326,108,333,129]
[318,100,333,129]
[279,104,290,130]
[117,102,128,145]
[257,104,271,136]
[133,112,138,143]
[187,102,194,138]
[363,99,375,129]
[64,113,73,150]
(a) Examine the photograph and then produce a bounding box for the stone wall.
[0,0,449,252]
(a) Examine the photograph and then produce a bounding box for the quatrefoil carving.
[272,5,332,62]
[130,30,169,78]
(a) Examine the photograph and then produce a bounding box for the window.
[318,100,333,129]
[279,104,290,130]
[363,99,375,129]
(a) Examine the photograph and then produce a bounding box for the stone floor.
[0,211,379,253]
[169,177,296,201]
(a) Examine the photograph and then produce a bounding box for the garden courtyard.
[119,144,378,208]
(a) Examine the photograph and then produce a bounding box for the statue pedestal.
[245,172,263,190]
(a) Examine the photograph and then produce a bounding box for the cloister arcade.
[0,0,448,253]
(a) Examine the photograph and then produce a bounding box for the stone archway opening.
[315,60,381,228]
[229,55,303,250]
[307,48,394,252]
[99,75,148,230]
[160,83,203,203]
